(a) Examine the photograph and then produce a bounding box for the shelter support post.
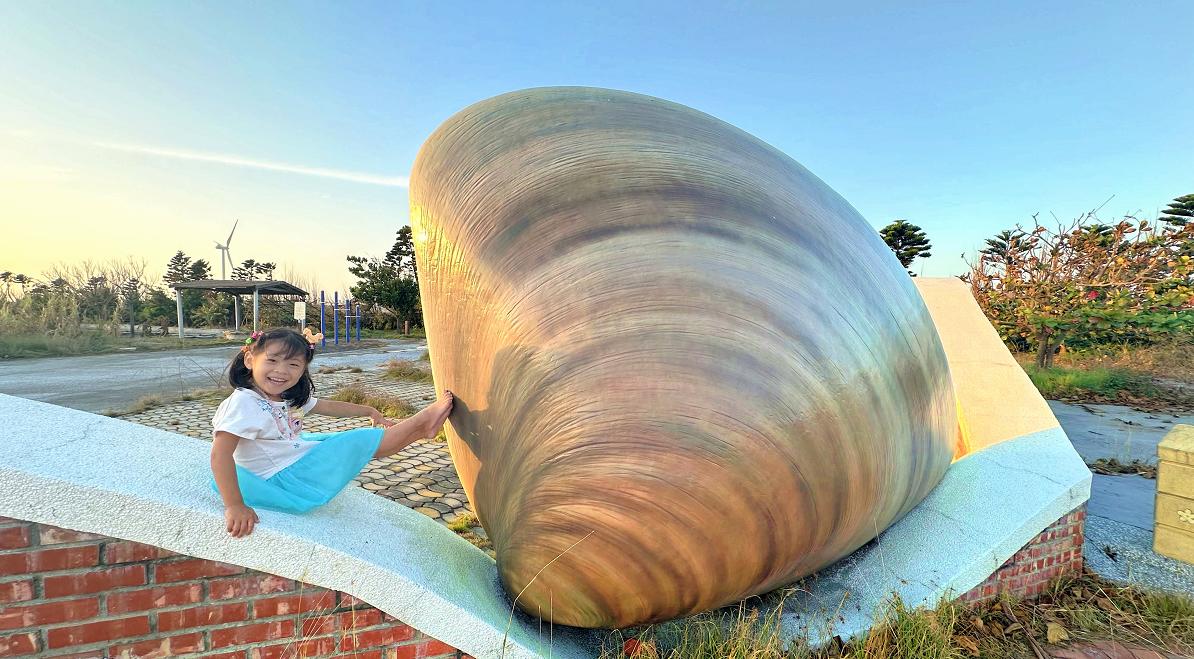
[174,290,185,339]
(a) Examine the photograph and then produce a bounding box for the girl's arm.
[211,431,259,538]
[309,399,393,427]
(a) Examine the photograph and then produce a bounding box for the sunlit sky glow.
[1,2,1191,294]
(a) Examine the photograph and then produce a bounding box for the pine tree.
[1160,194,1194,227]
[188,259,212,281]
[163,251,192,285]
[232,259,257,280]
[879,220,933,271]
[347,226,422,328]
[980,230,1027,264]
[383,226,418,284]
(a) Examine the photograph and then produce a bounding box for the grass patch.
[601,590,800,659]
[447,512,477,533]
[359,327,427,339]
[419,350,430,362]
[1050,341,1194,383]
[0,333,239,360]
[315,365,364,374]
[101,393,164,415]
[1024,364,1158,400]
[382,359,434,383]
[122,394,164,415]
[1016,341,1194,410]
[326,385,417,418]
[0,332,115,359]
[104,386,231,417]
[597,571,1194,658]
[446,512,493,555]
[182,387,232,403]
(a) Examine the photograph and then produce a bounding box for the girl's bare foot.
[374,391,456,457]
[411,390,454,439]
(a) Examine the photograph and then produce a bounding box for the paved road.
[0,339,426,413]
[1049,400,1194,464]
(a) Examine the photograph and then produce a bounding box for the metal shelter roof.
[169,280,307,296]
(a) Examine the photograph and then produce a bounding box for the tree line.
[5,193,1189,356]
[0,251,284,338]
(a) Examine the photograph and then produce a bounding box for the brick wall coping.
[0,394,596,659]
[777,425,1091,646]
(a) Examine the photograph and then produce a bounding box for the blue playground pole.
[333,292,339,345]
[345,298,351,344]
[355,303,361,341]
[319,291,326,348]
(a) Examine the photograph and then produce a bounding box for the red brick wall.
[959,505,1086,604]
[0,517,466,658]
[0,506,1087,657]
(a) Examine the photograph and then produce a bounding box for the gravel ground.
[1083,513,1194,597]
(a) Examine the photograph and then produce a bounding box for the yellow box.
[1158,425,1194,466]
[1155,492,1194,531]
[1155,425,1194,565]
[1155,524,1194,565]
[1158,461,1194,500]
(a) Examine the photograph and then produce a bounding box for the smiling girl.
[210,328,453,537]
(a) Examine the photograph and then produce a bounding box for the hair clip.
[241,330,263,353]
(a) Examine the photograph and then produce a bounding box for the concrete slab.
[1049,401,1194,464]
[0,394,597,659]
[1088,474,1156,531]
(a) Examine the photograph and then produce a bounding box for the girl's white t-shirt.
[211,388,320,479]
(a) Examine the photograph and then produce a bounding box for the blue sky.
[2,1,1191,291]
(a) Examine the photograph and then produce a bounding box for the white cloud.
[90,141,409,187]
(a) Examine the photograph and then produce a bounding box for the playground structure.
[315,290,362,346]
[168,280,366,343]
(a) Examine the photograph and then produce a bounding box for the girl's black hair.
[227,328,316,407]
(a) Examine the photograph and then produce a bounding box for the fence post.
[333,291,339,345]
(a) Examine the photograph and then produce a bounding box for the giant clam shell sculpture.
[409,87,957,628]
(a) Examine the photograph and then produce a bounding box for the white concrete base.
[0,394,597,659]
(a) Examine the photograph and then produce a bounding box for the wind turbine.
[214,220,238,279]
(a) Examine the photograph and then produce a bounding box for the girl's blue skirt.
[212,427,384,514]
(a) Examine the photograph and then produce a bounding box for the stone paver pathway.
[119,368,471,525]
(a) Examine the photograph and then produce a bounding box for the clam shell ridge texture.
[409,87,957,629]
